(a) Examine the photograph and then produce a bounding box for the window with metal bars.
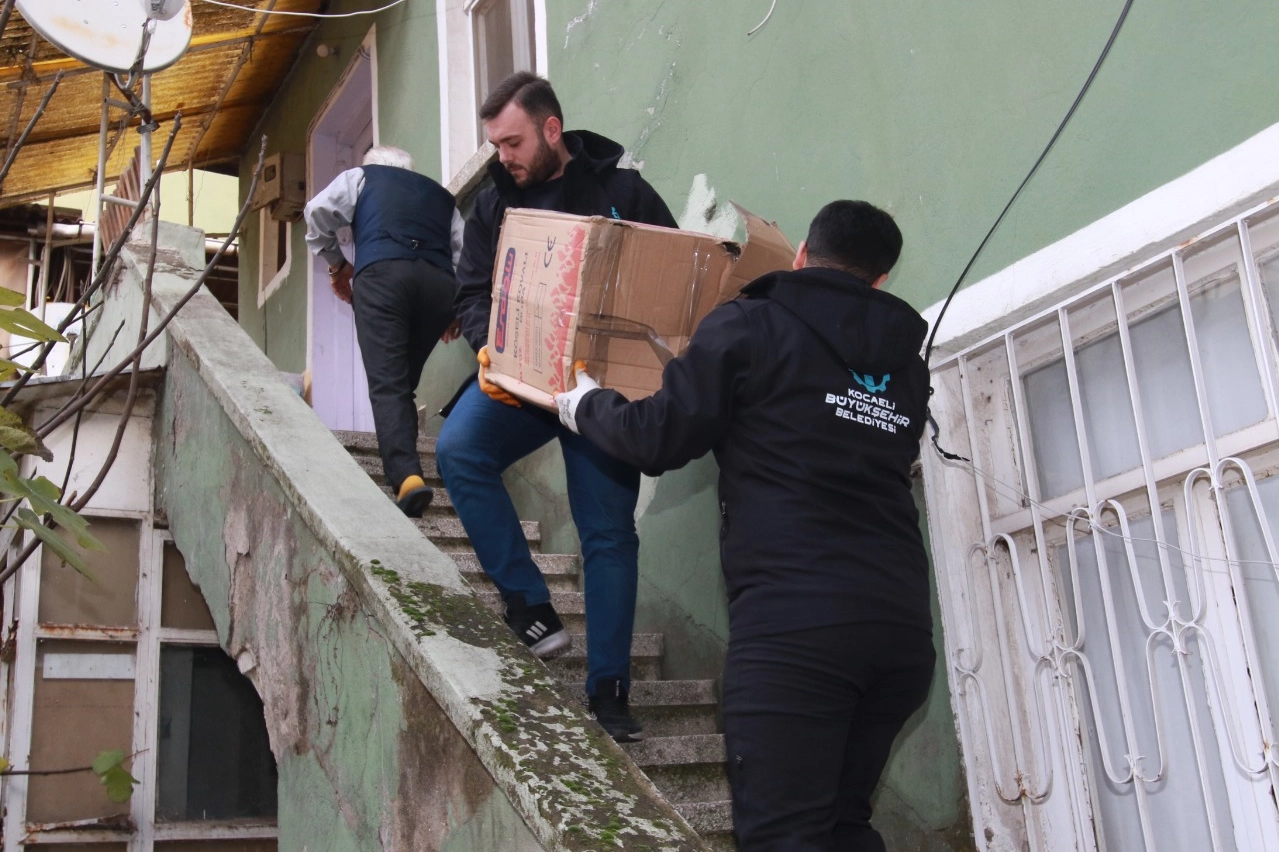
[924,197,1279,852]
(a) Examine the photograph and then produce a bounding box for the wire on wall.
[196,0,409,18]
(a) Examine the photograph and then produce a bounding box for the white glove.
[555,363,600,434]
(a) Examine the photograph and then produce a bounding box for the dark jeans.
[435,381,640,694]
[723,622,936,852]
[351,258,456,492]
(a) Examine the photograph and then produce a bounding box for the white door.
[307,34,376,433]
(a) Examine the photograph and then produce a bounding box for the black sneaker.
[503,595,570,658]
[588,678,643,742]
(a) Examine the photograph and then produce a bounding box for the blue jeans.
[436,380,640,694]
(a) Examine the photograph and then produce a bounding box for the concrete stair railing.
[337,430,739,851]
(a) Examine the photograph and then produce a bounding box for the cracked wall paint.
[563,0,598,50]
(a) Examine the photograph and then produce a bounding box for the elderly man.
[304,145,462,517]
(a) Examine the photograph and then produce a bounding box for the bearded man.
[436,72,676,741]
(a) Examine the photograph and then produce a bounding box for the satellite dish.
[16,0,192,74]
[143,0,189,21]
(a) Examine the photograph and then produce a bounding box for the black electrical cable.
[923,0,1136,461]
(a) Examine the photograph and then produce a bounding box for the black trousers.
[722,622,936,852]
[351,258,456,492]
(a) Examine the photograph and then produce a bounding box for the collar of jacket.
[486,129,626,199]
[742,266,929,374]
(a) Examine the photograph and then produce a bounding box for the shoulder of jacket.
[471,186,504,219]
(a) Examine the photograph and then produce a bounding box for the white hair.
[362,145,413,170]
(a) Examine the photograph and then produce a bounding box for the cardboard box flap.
[717,203,797,303]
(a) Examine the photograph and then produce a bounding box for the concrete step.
[563,679,719,738]
[379,482,453,511]
[474,588,586,630]
[697,831,739,852]
[450,551,580,592]
[412,515,541,552]
[335,429,436,457]
[545,633,663,683]
[360,453,443,488]
[621,734,730,805]
[676,800,734,837]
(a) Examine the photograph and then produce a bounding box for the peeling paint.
[563,0,599,49]
[677,174,740,239]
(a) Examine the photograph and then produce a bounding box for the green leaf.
[0,308,65,343]
[0,358,27,375]
[102,765,138,802]
[24,484,103,552]
[91,750,124,775]
[26,475,60,502]
[0,755,9,772]
[16,508,97,581]
[0,408,52,461]
[0,289,23,307]
[92,752,136,803]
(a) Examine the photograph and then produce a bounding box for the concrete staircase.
[336,431,737,851]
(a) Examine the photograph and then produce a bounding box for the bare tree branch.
[68,171,163,512]
[0,72,64,190]
[37,135,268,440]
[0,0,16,39]
[0,114,182,409]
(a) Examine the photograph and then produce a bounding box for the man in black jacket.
[555,201,936,851]
[435,72,677,741]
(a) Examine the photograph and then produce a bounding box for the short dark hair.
[804,200,902,281]
[479,71,564,125]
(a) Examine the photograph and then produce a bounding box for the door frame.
[306,26,378,432]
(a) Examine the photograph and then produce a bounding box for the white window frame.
[437,0,547,183]
[0,402,278,850]
[257,207,292,308]
[922,121,1279,852]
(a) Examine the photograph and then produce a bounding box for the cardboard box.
[485,205,795,408]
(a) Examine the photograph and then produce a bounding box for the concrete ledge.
[116,223,708,851]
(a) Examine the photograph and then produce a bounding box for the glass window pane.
[158,647,278,821]
[1024,358,1083,498]
[1075,331,1141,481]
[39,518,140,627]
[1189,272,1267,437]
[27,641,136,824]
[1055,513,1234,852]
[161,543,215,632]
[1223,475,1279,722]
[1128,300,1202,459]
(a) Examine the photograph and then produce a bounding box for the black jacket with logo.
[453,130,676,354]
[576,266,933,640]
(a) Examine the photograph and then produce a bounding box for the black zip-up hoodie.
[453,130,676,354]
[576,266,934,640]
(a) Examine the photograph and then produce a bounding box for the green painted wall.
[547,0,1279,304]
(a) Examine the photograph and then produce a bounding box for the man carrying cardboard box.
[436,72,676,742]
[554,201,937,850]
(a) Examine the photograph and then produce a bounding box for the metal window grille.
[922,196,1279,852]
